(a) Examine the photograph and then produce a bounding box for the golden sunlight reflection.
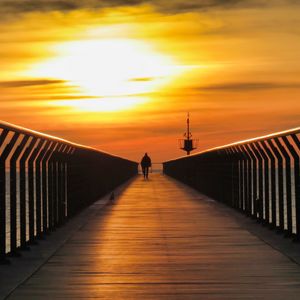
[50,96,149,112]
[29,38,184,111]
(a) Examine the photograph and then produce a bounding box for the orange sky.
[0,1,300,163]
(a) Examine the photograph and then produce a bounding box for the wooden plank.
[7,174,300,299]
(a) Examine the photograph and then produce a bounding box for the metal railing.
[0,121,138,263]
[163,127,300,240]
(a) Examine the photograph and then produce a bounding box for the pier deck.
[6,174,300,299]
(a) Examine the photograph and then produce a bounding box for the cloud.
[0,0,80,13]
[154,0,248,13]
[0,0,295,17]
[0,79,65,88]
[0,0,237,13]
[197,82,300,92]
[129,77,155,82]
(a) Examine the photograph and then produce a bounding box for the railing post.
[274,137,293,236]
[0,129,9,263]
[239,145,252,216]
[48,142,59,231]
[291,134,300,241]
[228,147,239,209]
[42,142,56,234]
[28,139,44,244]
[54,144,65,228]
[62,145,72,220]
[260,140,277,228]
[66,148,76,217]
[255,141,270,225]
[35,140,50,239]
[232,146,244,211]
[238,145,252,215]
[0,129,9,260]
[19,138,37,250]
[282,135,300,240]
[207,153,214,199]
[9,135,30,256]
[244,144,257,217]
[218,149,228,204]
[227,148,237,208]
[223,149,231,206]
[248,144,264,222]
[0,132,19,262]
[267,139,284,232]
[57,144,69,226]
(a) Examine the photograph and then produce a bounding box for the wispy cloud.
[197,82,300,92]
[0,0,237,13]
[129,77,155,82]
[0,79,65,88]
[0,0,297,17]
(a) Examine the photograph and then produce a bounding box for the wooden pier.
[5,174,300,299]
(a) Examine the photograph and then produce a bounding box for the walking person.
[141,153,152,179]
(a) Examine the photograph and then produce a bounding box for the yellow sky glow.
[0,3,300,162]
[28,38,186,111]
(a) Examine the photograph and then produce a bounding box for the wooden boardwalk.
[7,174,300,299]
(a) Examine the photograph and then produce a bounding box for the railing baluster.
[42,142,55,233]
[0,129,9,263]
[248,144,264,222]
[19,138,37,250]
[282,136,300,239]
[291,134,300,241]
[260,140,276,228]
[230,147,240,209]
[0,120,138,263]
[164,127,300,243]
[10,135,29,256]
[35,141,50,239]
[240,145,252,216]
[28,139,44,244]
[267,139,284,231]
[255,142,270,224]
[48,143,59,231]
[274,138,292,236]
[0,132,19,263]
[244,144,257,217]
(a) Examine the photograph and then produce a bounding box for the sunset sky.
[0,0,300,163]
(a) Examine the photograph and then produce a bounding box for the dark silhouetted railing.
[0,121,138,263]
[164,128,300,241]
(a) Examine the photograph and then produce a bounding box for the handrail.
[167,126,300,162]
[0,120,134,162]
[164,126,300,242]
[0,120,138,263]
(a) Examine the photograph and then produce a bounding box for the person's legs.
[145,167,149,179]
[142,166,146,178]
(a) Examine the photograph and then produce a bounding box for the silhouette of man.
[141,153,152,179]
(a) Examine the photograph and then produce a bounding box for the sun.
[29,39,181,111]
